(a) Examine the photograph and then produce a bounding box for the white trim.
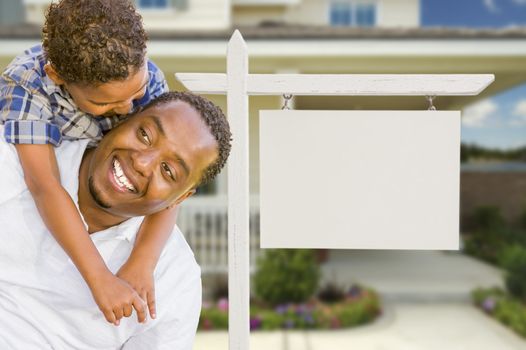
[1,39,526,58]
[175,73,494,96]
[151,39,526,57]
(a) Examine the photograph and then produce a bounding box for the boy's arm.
[15,144,147,325]
[117,206,179,319]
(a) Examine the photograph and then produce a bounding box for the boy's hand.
[117,260,157,320]
[89,271,148,326]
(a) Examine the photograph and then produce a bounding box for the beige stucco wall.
[378,0,420,27]
[22,0,231,30]
[140,0,230,31]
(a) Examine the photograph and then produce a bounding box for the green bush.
[462,206,526,264]
[198,287,381,331]
[254,249,320,306]
[463,206,505,263]
[317,282,345,304]
[500,245,526,301]
[473,288,526,338]
[472,206,505,230]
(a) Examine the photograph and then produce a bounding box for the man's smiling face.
[86,100,219,217]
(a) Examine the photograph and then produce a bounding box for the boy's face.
[85,99,219,217]
[46,63,149,117]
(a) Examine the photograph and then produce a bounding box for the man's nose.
[131,149,158,177]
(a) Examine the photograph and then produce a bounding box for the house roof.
[2,23,526,40]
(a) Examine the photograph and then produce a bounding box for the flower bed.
[199,285,381,331]
[472,287,526,338]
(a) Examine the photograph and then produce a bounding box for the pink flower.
[217,298,229,312]
[202,318,213,330]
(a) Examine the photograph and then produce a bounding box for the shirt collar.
[90,216,143,243]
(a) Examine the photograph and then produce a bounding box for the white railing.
[178,195,261,274]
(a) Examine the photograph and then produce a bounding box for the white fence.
[178,195,261,274]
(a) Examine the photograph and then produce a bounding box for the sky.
[421,0,526,149]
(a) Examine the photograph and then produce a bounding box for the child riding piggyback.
[0,0,179,326]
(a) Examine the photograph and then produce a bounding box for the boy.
[0,0,178,326]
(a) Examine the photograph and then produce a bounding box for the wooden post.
[227,30,250,350]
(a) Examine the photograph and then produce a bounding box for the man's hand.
[117,260,157,320]
[89,271,148,326]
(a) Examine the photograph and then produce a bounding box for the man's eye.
[162,162,175,181]
[139,128,151,145]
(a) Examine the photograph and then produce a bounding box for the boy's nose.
[113,100,133,115]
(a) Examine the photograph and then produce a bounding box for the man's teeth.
[113,159,136,192]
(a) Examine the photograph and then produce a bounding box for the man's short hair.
[42,0,147,85]
[143,92,232,187]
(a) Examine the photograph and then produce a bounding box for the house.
[1,0,526,274]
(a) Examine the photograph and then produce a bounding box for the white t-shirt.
[0,132,201,349]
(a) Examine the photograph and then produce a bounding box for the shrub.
[463,206,512,264]
[500,245,526,301]
[254,249,320,306]
[198,286,381,331]
[473,288,526,338]
[317,282,345,304]
[472,206,505,231]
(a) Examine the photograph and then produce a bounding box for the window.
[137,0,188,11]
[330,1,377,27]
[139,0,169,8]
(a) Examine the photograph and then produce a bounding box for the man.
[0,92,232,349]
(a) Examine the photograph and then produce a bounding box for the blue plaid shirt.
[0,45,169,146]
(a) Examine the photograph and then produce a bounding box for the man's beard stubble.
[88,176,112,209]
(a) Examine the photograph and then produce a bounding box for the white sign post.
[176,30,494,350]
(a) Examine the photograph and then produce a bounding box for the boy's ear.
[44,62,65,85]
[171,189,196,207]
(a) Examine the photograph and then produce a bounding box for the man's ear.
[44,62,65,85]
[171,189,196,207]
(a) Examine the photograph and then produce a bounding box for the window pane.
[330,2,352,26]
[139,0,153,7]
[356,4,376,27]
[139,0,168,8]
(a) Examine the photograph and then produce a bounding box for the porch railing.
[177,195,261,274]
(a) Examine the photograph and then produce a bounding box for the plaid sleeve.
[133,60,169,110]
[148,60,170,99]
[0,76,62,146]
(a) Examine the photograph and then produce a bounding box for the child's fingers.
[102,308,117,325]
[113,308,124,325]
[147,289,156,319]
[132,295,147,323]
[123,304,133,318]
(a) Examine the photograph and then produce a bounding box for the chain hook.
[426,95,437,111]
[282,94,293,110]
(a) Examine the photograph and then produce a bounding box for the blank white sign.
[259,110,460,250]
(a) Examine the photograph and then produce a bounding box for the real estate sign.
[259,110,460,250]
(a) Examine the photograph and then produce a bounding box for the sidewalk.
[194,251,526,350]
[320,250,504,301]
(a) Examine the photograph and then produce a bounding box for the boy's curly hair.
[42,0,147,85]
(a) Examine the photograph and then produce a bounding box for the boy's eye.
[161,162,175,181]
[139,128,151,145]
